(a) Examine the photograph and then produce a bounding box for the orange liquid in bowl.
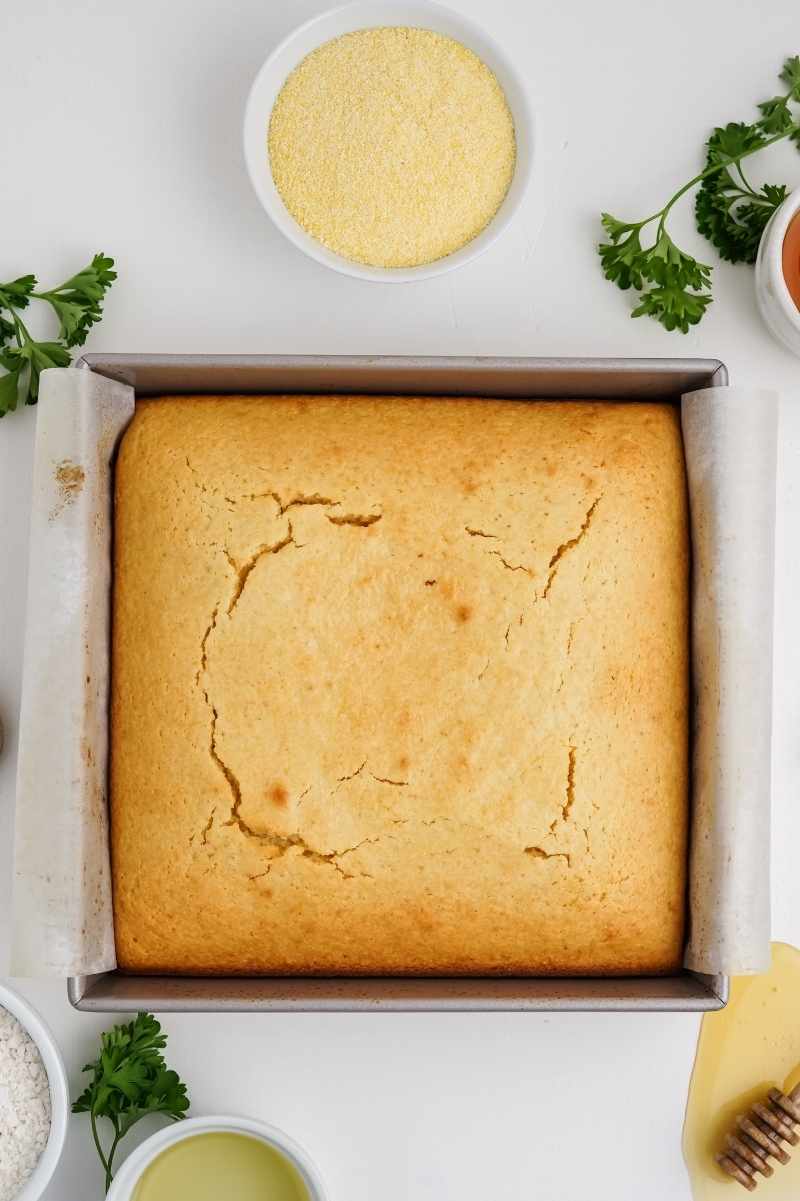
[782,211,800,311]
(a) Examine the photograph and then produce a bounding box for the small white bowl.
[243,0,537,282]
[755,184,800,357]
[0,982,69,1201]
[105,1115,327,1201]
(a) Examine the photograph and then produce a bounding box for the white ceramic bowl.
[755,184,800,357]
[105,1115,327,1201]
[0,982,69,1201]
[243,0,537,281]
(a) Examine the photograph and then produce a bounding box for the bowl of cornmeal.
[244,0,535,280]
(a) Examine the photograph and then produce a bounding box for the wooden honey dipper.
[717,1083,800,1189]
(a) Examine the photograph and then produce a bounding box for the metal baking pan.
[68,353,729,1012]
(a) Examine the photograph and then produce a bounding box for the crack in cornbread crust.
[111,396,688,976]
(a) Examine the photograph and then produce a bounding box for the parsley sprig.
[599,57,800,332]
[72,1012,189,1193]
[0,252,116,417]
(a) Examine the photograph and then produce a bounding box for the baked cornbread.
[111,396,688,975]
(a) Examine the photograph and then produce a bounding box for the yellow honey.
[684,943,800,1199]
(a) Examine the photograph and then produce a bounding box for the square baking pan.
[65,352,729,1012]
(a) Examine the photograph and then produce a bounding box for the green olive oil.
[131,1132,311,1201]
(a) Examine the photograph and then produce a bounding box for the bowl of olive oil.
[105,1116,327,1201]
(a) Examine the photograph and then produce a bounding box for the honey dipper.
[717,1083,800,1189]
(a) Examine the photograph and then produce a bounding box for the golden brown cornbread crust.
[111,396,688,976]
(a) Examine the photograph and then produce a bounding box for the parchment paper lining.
[12,368,133,976]
[682,386,776,975]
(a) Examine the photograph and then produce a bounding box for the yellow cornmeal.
[267,27,516,268]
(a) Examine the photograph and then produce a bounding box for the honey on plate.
[684,943,800,1198]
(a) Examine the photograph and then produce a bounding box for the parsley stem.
[642,126,798,233]
[90,1110,111,1184]
[734,159,758,196]
[11,311,30,350]
[105,1128,122,1191]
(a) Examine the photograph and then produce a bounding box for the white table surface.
[1,1,799,1198]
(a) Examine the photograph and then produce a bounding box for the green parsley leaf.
[72,1012,189,1193]
[0,253,116,417]
[598,216,647,290]
[4,340,72,404]
[0,313,15,347]
[0,274,36,311]
[598,218,714,334]
[696,176,789,264]
[632,284,712,333]
[114,1070,189,1139]
[35,252,117,348]
[695,122,791,265]
[645,231,711,292]
[706,121,765,163]
[0,367,21,416]
[758,96,795,134]
[780,55,800,101]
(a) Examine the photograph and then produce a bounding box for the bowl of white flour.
[0,983,68,1201]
